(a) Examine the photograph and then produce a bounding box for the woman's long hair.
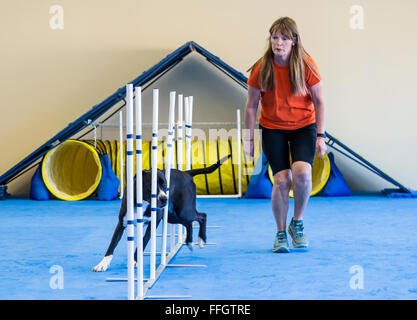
[248,17,319,95]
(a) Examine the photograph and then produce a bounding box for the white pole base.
[106,277,150,282]
[166,264,207,268]
[144,295,192,300]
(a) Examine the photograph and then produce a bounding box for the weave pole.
[119,111,124,199]
[161,91,176,266]
[150,89,159,281]
[185,97,193,172]
[135,86,144,299]
[237,109,242,198]
[177,94,184,171]
[125,84,135,300]
[184,97,193,243]
[169,91,177,252]
[176,94,184,248]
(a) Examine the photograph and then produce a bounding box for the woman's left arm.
[310,81,327,158]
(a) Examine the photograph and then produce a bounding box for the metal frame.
[325,133,411,194]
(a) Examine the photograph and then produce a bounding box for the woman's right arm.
[243,85,261,159]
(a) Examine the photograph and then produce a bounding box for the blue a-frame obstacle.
[0,41,414,198]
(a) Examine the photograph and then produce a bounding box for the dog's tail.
[185,154,231,177]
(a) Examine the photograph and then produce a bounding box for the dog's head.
[141,169,168,209]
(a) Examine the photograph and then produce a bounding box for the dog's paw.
[93,255,112,272]
[198,237,206,248]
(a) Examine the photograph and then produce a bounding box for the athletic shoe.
[272,231,290,253]
[288,218,309,248]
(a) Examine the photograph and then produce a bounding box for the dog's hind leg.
[196,212,207,248]
[184,222,194,250]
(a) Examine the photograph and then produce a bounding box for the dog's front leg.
[135,209,164,263]
[93,220,125,272]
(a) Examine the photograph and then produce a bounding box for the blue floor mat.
[0,193,416,300]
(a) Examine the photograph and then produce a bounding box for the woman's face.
[270,30,294,61]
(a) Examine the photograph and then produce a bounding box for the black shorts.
[260,123,317,176]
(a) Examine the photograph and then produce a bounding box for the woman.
[244,17,327,253]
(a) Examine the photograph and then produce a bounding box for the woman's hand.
[244,85,261,162]
[316,137,327,158]
[243,139,254,162]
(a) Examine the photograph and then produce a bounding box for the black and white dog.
[93,155,230,272]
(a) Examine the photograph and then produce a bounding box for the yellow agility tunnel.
[42,140,102,201]
[40,139,330,200]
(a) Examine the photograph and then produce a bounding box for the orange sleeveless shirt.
[247,55,321,130]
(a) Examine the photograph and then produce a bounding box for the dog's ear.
[157,169,166,176]
[157,171,167,185]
